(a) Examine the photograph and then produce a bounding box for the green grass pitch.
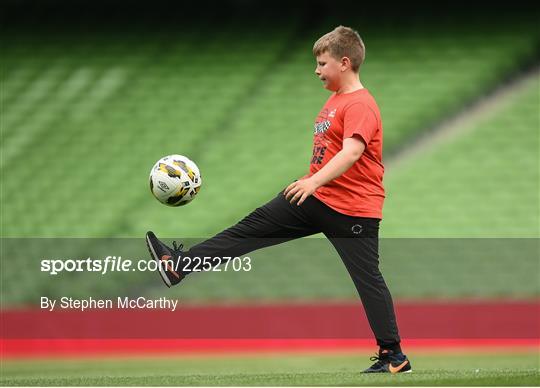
[1,350,538,386]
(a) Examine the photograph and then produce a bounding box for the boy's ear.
[340,56,352,71]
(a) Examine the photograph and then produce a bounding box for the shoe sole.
[145,234,172,288]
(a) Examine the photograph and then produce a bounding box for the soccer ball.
[149,154,202,207]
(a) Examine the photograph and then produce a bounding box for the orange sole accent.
[161,255,180,279]
[389,360,409,373]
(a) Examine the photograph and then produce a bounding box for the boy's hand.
[284,178,319,206]
[284,138,365,206]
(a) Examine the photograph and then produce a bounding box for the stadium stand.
[1,11,538,303]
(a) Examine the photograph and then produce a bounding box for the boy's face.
[315,51,343,92]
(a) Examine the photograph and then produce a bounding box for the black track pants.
[186,192,401,347]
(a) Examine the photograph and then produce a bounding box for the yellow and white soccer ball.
[149,154,202,207]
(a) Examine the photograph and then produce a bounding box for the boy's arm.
[284,136,365,205]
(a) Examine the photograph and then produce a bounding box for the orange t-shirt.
[308,88,385,219]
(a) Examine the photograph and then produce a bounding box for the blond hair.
[313,26,365,73]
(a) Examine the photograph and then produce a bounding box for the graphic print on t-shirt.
[311,108,333,164]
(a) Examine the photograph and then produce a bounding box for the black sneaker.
[145,231,185,287]
[363,349,412,374]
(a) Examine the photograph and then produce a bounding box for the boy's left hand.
[284,178,318,206]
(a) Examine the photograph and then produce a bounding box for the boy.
[146,26,411,373]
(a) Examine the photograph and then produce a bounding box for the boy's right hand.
[284,178,318,206]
